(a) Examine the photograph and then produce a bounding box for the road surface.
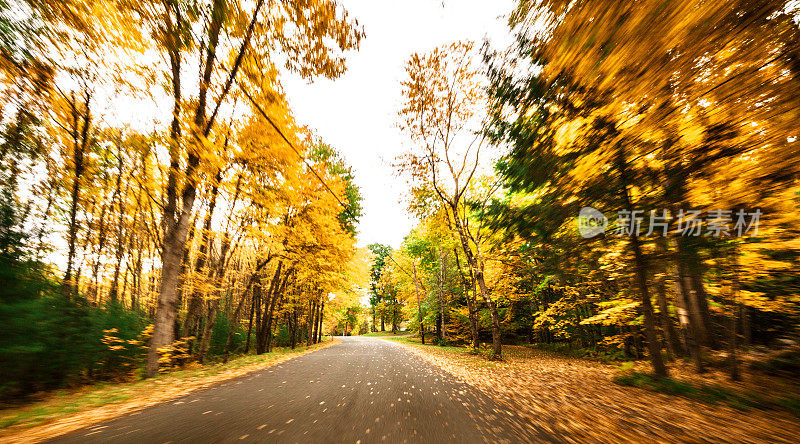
[48,337,543,443]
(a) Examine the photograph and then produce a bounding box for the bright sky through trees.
[282,0,515,248]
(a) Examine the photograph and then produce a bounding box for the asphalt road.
[48,337,543,443]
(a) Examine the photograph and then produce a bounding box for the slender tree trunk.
[675,239,713,348]
[108,148,130,302]
[145,2,184,377]
[173,218,198,351]
[184,173,222,344]
[63,92,92,298]
[258,263,283,354]
[307,299,316,346]
[438,249,446,344]
[245,291,255,354]
[89,194,111,304]
[453,248,478,350]
[312,295,321,344]
[254,275,265,354]
[198,299,218,363]
[222,256,270,362]
[266,272,291,352]
[728,246,741,381]
[317,298,325,343]
[627,221,667,377]
[289,309,297,349]
[147,0,238,377]
[451,211,501,358]
[412,261,425,345]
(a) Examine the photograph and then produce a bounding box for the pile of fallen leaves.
[394,341,800,443]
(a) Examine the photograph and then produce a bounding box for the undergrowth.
[613,367,800,417]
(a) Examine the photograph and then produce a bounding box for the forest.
[0,0,368,399]
[366,0,800,381]
[1,0,800,436]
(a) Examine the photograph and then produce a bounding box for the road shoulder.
[0,339,340,444]
[387,337,800,443]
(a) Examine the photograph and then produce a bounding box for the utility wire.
[238,81,422,285]
[238,81,355,219]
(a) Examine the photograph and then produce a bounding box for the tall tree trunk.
[728,246,741,381]
[265,271,291,352]
[147,0,238,377]
[617,150,667,377]
[108,146,130,302]
[145,1,185,377]
[312,295,321,344]
[317,297,325,343]
[289,309,297,349]
[412,261,425,345]
[245,291,255,354]
[63,91,92,298]
[438,249,446,344]
[198,299,218,363]
[688,265,718,348]
[173,218,197,348]
[453,248,477,350]
[88,193,111,304]
[675,240,714,349]
[184,172,222,345]
[674,260,706,373]
[222,259,269,362]
[451,209,501,358]
[257,262,283,354]
[307,299,316,346]
[655,275,682,359]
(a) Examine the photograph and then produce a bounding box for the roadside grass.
[0,339,337,436]
[358,331,410,337]
[384,336,498,367]
[613,369,800,417]
[526,342,633,363]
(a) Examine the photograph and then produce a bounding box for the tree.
[398,41,504,358]
[368,243,392,332]
[140,0,364,377]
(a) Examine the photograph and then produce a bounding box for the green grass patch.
[358,331,408,337]
[613,370,796,416]
[384,336,498,367]
[385,336,468,352]
[529,342,633,363]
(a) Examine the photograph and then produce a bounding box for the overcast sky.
[281,0,516,249]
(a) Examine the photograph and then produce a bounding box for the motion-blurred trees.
[0,0,365,396]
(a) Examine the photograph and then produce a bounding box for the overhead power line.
[237,81,355,220]
[238,81,422,283]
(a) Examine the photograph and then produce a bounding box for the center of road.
[48,337,542,443]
